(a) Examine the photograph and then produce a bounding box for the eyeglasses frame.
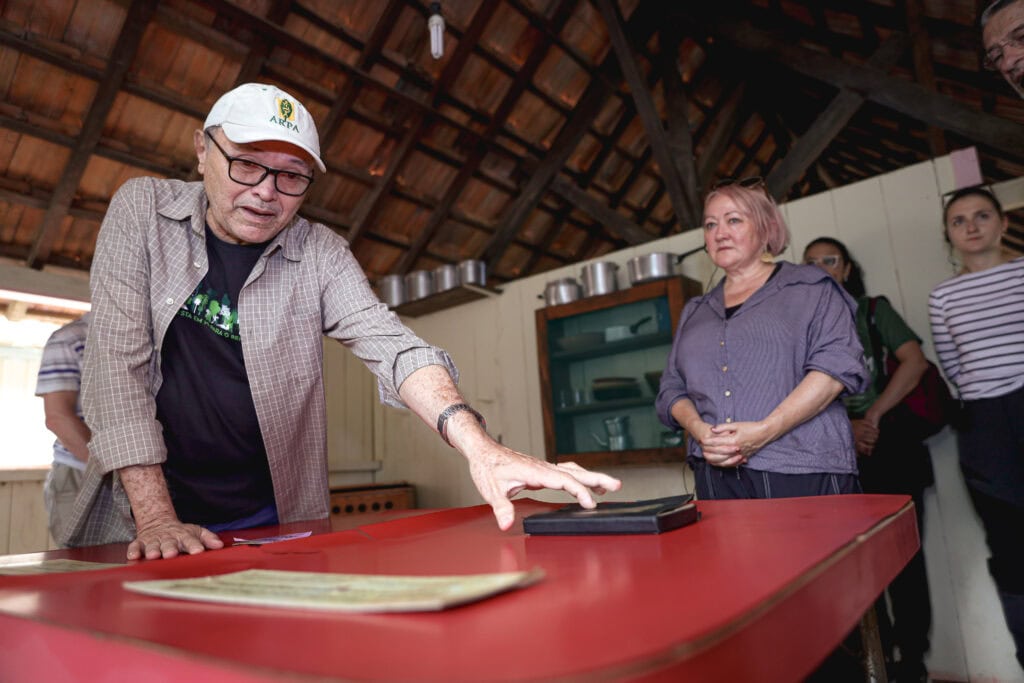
[204,132,314,197]
[982,23,1024,71]
[804,255,841,268]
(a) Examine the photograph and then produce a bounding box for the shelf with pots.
[377,260,501,318]
[534,275,702,466]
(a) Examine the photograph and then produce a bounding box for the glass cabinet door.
[535,276,700,465]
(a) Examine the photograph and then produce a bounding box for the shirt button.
[719,341,725,346]
[193,261,201,269]
[722,365,728,372]
[166,298,174,305]
[724,390,731,397]
[725,417,733,423]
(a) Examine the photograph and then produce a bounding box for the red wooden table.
[0,494,917,682]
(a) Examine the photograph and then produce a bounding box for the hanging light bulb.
[428,2,445,59]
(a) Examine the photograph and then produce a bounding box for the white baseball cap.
[204,83,326,173]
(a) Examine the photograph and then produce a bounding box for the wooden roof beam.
[597,0,698,231]
[696,82,750,189]
[658,23,703,230]
[346,1,499,249]
[25,0,156,269]
[548,176,650,244]
[478,81,608,269]
[393,0,576,275]
[687,10,1024,154]
[233,0,292,85]
[766,33,906,200]
[319,0,404,143]
[904,0,947,157]
[477,0,662,269]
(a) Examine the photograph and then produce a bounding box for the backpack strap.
[866,297,888,393]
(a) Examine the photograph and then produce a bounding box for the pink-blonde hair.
[704,183,790,256]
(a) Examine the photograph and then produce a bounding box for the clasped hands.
[693,420,774,468]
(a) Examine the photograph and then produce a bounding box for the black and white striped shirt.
[928,256,1024,400]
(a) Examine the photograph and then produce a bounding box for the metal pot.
[627,252,678,285]
[458,259,487,286]
[580,261,619,297]
[542,278,582,306]
[404,270,435,301]
[377,274,406,308]
[433,264,459,292]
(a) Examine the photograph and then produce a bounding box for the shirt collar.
[154,180,307,262]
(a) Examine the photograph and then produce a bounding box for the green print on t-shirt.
[179,286,241,340]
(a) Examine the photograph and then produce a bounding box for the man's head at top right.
[982,0,1024,98]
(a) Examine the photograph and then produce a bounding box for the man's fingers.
[197,527,224,551]
[557,462,622,494]
[489,496,516,531]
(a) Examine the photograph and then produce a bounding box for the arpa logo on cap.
[272,97,299,133]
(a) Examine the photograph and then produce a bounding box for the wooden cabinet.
[534,276,702,467]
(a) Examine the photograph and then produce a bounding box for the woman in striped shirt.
[929,186,1024,670]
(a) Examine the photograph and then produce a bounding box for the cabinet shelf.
[555,396,653,417]
[393,284,501,318]
[535,275,702,466]
[550,331,673,362]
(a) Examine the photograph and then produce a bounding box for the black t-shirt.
[155,226,273,525]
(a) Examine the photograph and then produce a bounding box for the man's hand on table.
[127,517,224,561]
[456,429,622,530]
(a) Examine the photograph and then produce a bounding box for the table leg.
[858,605,888,683]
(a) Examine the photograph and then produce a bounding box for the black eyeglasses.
[204,133,314,197]
[983,24,1024,71]
[711,176,775,202]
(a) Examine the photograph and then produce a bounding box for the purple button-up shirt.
[656,262,867,475]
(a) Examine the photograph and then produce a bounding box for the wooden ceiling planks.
[0,0,1021,285]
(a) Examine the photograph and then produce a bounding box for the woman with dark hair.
[803,236,933,682]
[655,181,867,500]
[931,186,1024,669]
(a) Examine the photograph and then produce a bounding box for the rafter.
[25,0,157,269]
[687,10,1024,155]
[597,0,697,231]
[765,33,907,200]
[391,0,576,275]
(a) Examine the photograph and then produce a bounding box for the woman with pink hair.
[656,179,867,500]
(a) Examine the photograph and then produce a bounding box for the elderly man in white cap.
[71,83,620,560]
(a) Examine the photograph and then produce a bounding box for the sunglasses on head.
[941,183,994,200]
[711,176,775,202]
[804,255,840,267]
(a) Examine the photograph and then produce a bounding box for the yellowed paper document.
[0,559,122,575]
[123,568,544,612]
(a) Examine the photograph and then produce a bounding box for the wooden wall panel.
[0,481,12,554]
[8,480,49,553]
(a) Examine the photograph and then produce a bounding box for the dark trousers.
[692,460,861,499]
[965,487,1024,670]
[958,387,1024,670]
[858,427,933,675]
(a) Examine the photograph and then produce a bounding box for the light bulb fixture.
[428,2,445,59]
